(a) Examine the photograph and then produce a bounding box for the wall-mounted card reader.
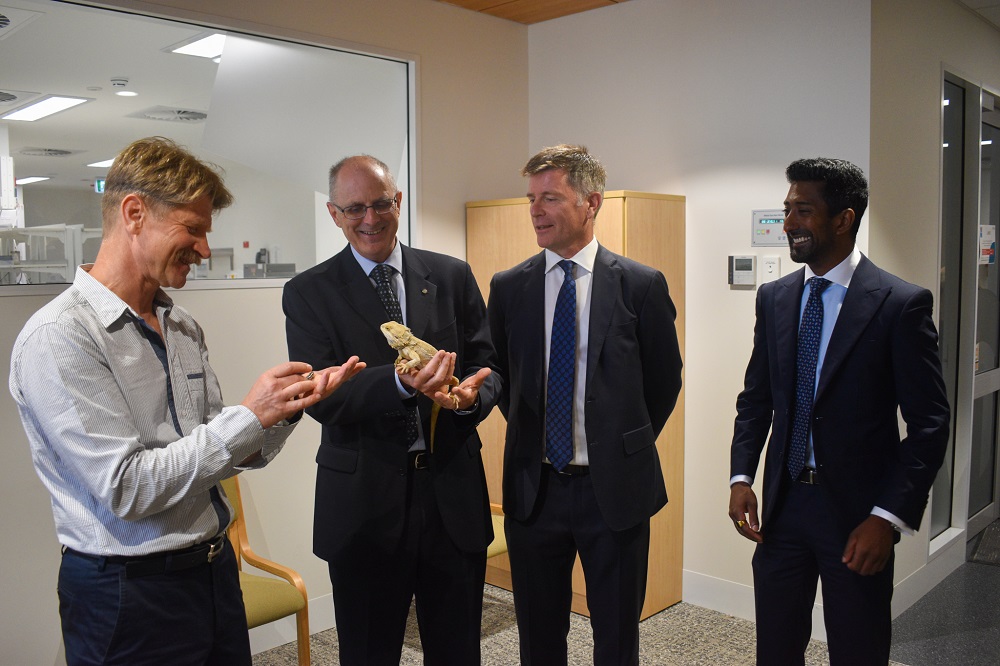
[729,255,756,286]
[751,209,787,247]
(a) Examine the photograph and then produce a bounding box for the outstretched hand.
[242,357,364,428]
[397,350,489,410]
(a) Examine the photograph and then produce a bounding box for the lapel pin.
[421,288,428,294]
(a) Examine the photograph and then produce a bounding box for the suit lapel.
[816,256,888,402]
[774,270,805,399]
[331,246,392,337]
[586,246,619,390]
[400,245,435,339]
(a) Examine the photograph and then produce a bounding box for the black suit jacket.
[283,243,500,561]
[730,255,950,535]
[488,245,683,531]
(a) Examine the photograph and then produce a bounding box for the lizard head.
[380,321,410,349]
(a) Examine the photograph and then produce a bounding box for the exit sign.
[94,179,105,193]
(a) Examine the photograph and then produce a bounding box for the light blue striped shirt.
[9,267,296,556]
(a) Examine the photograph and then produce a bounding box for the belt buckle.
[413,452,429,470]
[206,535,225,563]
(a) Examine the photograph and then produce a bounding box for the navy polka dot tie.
[788,276,831,480]
[546,260,576,472]
[372,264,419,445]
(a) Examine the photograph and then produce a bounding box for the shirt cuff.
[394,372,416,399]
[730,475,754,486]
[871,507,913,535]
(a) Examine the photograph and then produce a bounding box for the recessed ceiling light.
[2,95,91,121]
[15,176,50,185]
[87,159,115,168]
[170,33,226,59]
[115,90,139,97]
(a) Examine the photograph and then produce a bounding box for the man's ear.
[121,194,146,235]
[586,192,603,220]
[834,208,856,236]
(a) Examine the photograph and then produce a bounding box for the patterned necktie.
[371,264,419,445]
[546,260,576,472]
[788,276,831,479]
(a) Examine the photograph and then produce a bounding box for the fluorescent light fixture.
[87,159,115,168]
[15,176,50,185]
[171,33,226,59]
[115,90,139,97]
[1,95,91,121]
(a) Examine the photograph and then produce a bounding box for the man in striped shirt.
[9,137,363,665]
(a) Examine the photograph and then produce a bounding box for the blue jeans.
[58,539,251,666]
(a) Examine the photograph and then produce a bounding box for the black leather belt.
[409,450,430,470]
[796,468,819,485]
[64,533,227,578]
[545,462,590,476]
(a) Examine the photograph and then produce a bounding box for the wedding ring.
[304,371,315,380]
[736,520,746,528]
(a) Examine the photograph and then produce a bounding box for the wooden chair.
[220,475,310,666]
[487,502,507,559]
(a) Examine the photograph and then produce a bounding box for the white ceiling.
[958,0,1000,29]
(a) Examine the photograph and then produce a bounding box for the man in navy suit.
[488,145,683,665]
[283,155,499,665]
[729,157,950,665]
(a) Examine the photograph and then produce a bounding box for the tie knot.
[808,276,831,296]
[372,263,394,286]
[559,260,575,279]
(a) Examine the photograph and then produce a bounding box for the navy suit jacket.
[283,243,500,561]
[488,245,682,531]
[730,254,950,535]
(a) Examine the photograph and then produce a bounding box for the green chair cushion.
[239,571,306,628]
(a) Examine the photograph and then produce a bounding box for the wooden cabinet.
[466,191,685,620]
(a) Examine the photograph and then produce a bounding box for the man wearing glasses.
[282,155,500,665]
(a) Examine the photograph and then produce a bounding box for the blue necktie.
[788,276,831,479]
[546,260,576,471]
[371,264,419,445]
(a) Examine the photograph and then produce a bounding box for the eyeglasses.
[330,198,396,220]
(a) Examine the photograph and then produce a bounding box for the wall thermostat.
[751,209,787,247]
[729,255,757,286]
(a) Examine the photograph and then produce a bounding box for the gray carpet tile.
[254,584,911,665]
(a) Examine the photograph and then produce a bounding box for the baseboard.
[249,592,336,655]
[682,569,828,642]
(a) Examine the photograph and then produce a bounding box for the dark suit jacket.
[283,244,500,561]
[488,245,683,532]
[730,255,950,535]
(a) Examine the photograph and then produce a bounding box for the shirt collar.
[804,246,861,290]
[351,238,403,277]
[544,236,599,275]
[74,265,173,329]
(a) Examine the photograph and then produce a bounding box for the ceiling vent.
[0,89,39,107]
[20,147,76,157]
[130,106,208,122]
[0,5,43,41]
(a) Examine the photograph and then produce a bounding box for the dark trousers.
[58,538,250,666]
[753,480,894,666]
[506,467,651,666]
[327,466,486,666]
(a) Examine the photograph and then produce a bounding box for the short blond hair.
[101,137,233,230]
[522,144,606,203]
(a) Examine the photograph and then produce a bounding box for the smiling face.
[131,194,213,290]
[526,168,601,259]
[783,180,855,275]
[328,158,400,263]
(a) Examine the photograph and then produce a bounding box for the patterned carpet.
[253,584,909,665]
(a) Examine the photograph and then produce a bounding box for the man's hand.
[242,357,364,428]
[397,350,488,410]
[729,482,763,543]
[842,515,894,575]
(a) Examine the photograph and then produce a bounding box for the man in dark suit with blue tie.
[729,157,950,665]
[488,145,683,665]
[283,155,499,665]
